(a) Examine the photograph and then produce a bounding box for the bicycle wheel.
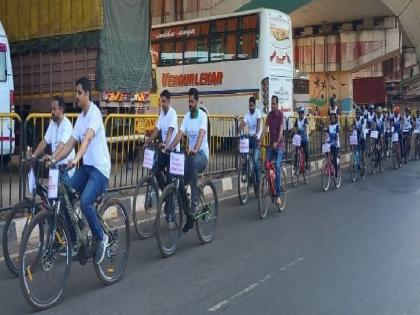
[19,210,71,311]
[350,152,357,182]
[303,154,310,185]
[334,161,342,188]
[277,168,287,212]
[94,198,130,286]
[132,176,159,239]
[360,151,367,180]
[321,160,331,192]
[237,155,250,205]
[155,184,182,258]
[371,147,378,175]
[415,138,420,160]
[195,180,218,244]
[2,198,43,277]
[257,173,269,219]
[291,152,299,187]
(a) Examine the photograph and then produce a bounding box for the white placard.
[292,134,301,147]
[392,133,399,143]
[370,130,379,139]
[350,135,358,145]
[48,169,59,199]
[239,138,249,153]
[391,127,395,133]
[28,168,36,192]
[322,143,331,154]
[414,129,420,134]
[143,149,154,169]
[170,153,185,175]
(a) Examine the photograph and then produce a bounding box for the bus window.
[185,38,209,64]
[161,41,176,66]
[226,18,238,32]
[175,41,184,65]
[238,32,258,60]
[210,36,224,62]
[241,15,258,30]
[0,51,5,82]
[151,43,160,66]
[225,34,237,60]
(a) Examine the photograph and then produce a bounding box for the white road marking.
[208,257,304,312]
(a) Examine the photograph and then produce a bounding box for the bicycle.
[370,132,383,174]
[414,130,420,160]
[350,142,366,182]
[257,145,287,219]
[321,143,341,192]
[2,159,50,277]
[402,130,412,164]
[290,134,310,187]
[155,151,218,258]
[391,132,402,169]
[18,163,130,310]
[132,144,165,239]
[237,135,258,205]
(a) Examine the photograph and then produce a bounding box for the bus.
[150,9,294,117]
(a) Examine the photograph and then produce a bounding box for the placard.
[170,153,185,175]
[322,143,331,154]
[391,127,395,133]
[48,169,59,199]
[143,149,154,169]
[28,168,36,193]
[392,133,399,143]
[350,135,358,145]
[370,130,379,139]
[239,138,249,153]
[292,134,301,147]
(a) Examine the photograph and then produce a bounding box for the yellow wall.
[309,72,352,116]
[0,0,104,42]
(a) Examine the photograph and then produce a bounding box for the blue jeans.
[266,148,284,197]
[69,165,109,241]
[249,137,260,184]
[184,151,208,213]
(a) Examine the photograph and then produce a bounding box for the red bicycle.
[291,136,310,187]
[321,143,341,192]
[257,145,287,219]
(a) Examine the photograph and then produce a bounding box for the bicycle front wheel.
[257,173,269,219]
[350,152,357,182]
[132,176,159,239]
[2,198,43,277]
[94,198,130,286]
[237,155,250,205]
[321,160,331,192]
[195,180,218,244]
[19,210,71,311]
[277,168,287,212]
[156,184,182,258]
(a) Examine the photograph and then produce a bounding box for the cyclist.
[167,88,209,233]
[48,77,111,264]
[366,104,375,132]
[260,95,285,206]
[402,107,414,160]
[292,107,309,173]
[352,107,366,155]
[391,106,402,155]
[383,108,392,157]
[373,107,385,171]
[325,112,340,178]
[32,96,75,181]
[144,89,179,191]
[236,96,262,189]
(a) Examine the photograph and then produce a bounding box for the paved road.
[2,160,420,314]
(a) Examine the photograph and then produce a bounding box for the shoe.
[183,215,194,233]
[94,233,109,265]
[276,197,282,205]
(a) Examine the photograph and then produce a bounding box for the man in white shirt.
[236,96,262,187]
[168,88,209,233]
[32,96,75,181]
[51,77,111,265]
[145,89,178,190]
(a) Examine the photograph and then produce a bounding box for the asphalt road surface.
[1,159,420,314]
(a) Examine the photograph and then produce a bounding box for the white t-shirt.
[72,102,111,178]
[180,109,209,159]
[156,107,179,151]
[45,116,75,175]
[243,108,262,138]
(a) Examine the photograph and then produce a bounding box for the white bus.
[150,9,294,117]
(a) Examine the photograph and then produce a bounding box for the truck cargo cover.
[97,0,151,93]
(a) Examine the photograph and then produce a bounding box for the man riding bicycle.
[32,96,75,181]
[352,107,366,154]
[365,104,375,135]
[144,90,179,191]
[260,95,284,206]
[292,107,309,173]
[167,88,209,233]
[236,96,262,189]
[48,77,111,264]
[402,107,414,161]
[325,112,340,178]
